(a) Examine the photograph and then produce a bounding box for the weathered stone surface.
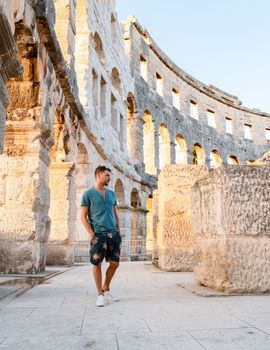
[192,166,270,293]
[156,164,208,271]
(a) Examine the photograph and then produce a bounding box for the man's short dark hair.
[94,165,111,178]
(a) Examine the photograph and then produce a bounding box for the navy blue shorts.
[89,231,122,265]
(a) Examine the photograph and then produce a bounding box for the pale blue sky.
[116,0,270,113]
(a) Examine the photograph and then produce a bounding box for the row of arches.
[127,97,240,172]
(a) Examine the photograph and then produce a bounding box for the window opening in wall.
[131,188,140,208]
[156,72,163,96]
[190,100,198,120]
[226,117,233,134]
[266,128,270,143]
[158,124,171,170]
[228,155,239,165]
[93,32,105,65]
[244,124,252,140]
[143,110,156,175]
[100,76,106,118]
[140,55,147,81]
[111,13,116,43]
[175,135,187,164]
[92,69,98,118]
[111,94,118,130]
[172,88,180,110]
[207,110,216,128]
[210,150,222,168]
[119,114,124,151]
[192,144,205,165]
[111,67,121,95]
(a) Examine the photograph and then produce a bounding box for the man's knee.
[110,261,119,269]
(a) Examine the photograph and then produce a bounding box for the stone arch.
[131,188,140,208]
[175,134,188,164]
[74,143,91,262]
[210,149,223,168]
[159,123,171,170]
[93,31,105,64]
[143,110,156,174]
[228,155,239,165]
[126,92,142,163]
[111,67,121,95]
[47,109,76,266]
[192,143,205,165]
[115,178,125,205]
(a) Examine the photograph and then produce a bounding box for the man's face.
[98,170,111,186]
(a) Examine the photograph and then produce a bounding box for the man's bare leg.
[93,264,103,295]
[102,261,119,291]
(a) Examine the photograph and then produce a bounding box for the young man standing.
[81,165,122,307]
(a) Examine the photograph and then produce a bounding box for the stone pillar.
[128,113,143,165]
[152,190,159,265]
[192,165,270,293]
[130,207,147,261]
[0,121,51,273]
[156,164,208,271]
[117,205,131,261]
[46,162,76,265]
[0,6,22,153]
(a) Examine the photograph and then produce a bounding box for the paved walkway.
[0,262,270,349]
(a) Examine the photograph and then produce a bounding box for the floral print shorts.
[89,231,122,265]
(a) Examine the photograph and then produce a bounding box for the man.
[81,165,122,307]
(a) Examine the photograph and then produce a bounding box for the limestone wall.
[191,165,270,293]
[155,165,208,271]
[123,18,270,172]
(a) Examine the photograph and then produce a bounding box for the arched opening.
[93,32,105,65]
[47,109,76,265]
[228,155,239,165]
[159,124,171,170]
[146,195,153,259]
[175,134,187,164]
[74,143,90,262]
[126,92,140,162]
[115,179,125,206]
[143,110,156,174]
[111,67,121,95]
[111,13,117,42]
[130,188,146,260]
[192,143,205,165]
[131,188,140,208]
[210,149,222,168]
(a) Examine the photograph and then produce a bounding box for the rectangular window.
[140,55,147,81]
[190,100,198,120]
[266,128,270,143]
[226,117,233,134]
[244,124,252,140]
[156,72,163,96]
[172,88,180,110]
[207,110,216,128]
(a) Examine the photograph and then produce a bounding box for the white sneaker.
[96,294,105,307]
[104,291,119,302]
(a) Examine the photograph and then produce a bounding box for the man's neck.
[95,183,105,191]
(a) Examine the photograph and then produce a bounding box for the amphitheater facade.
[0,0,269,283]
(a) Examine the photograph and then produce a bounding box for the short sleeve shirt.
[81,187,118,233]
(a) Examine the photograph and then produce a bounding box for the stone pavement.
[0,262,270,349]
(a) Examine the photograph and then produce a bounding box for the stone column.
[128,113,144,165]
[192,165,270,293]
[0,6,22,153]
[156,164,208,271]
[130,207,147,261]
[117,205,131,261]
[0,121,51,274]
[152,190,159,265]
[46,162,76,265]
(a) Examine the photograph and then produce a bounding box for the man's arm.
[114,207,121,236]
[81,206,95,238]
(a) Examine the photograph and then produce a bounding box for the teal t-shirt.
[81,187,118,233]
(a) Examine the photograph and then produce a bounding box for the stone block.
[156,164,208,271]
[192,165,270,293]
